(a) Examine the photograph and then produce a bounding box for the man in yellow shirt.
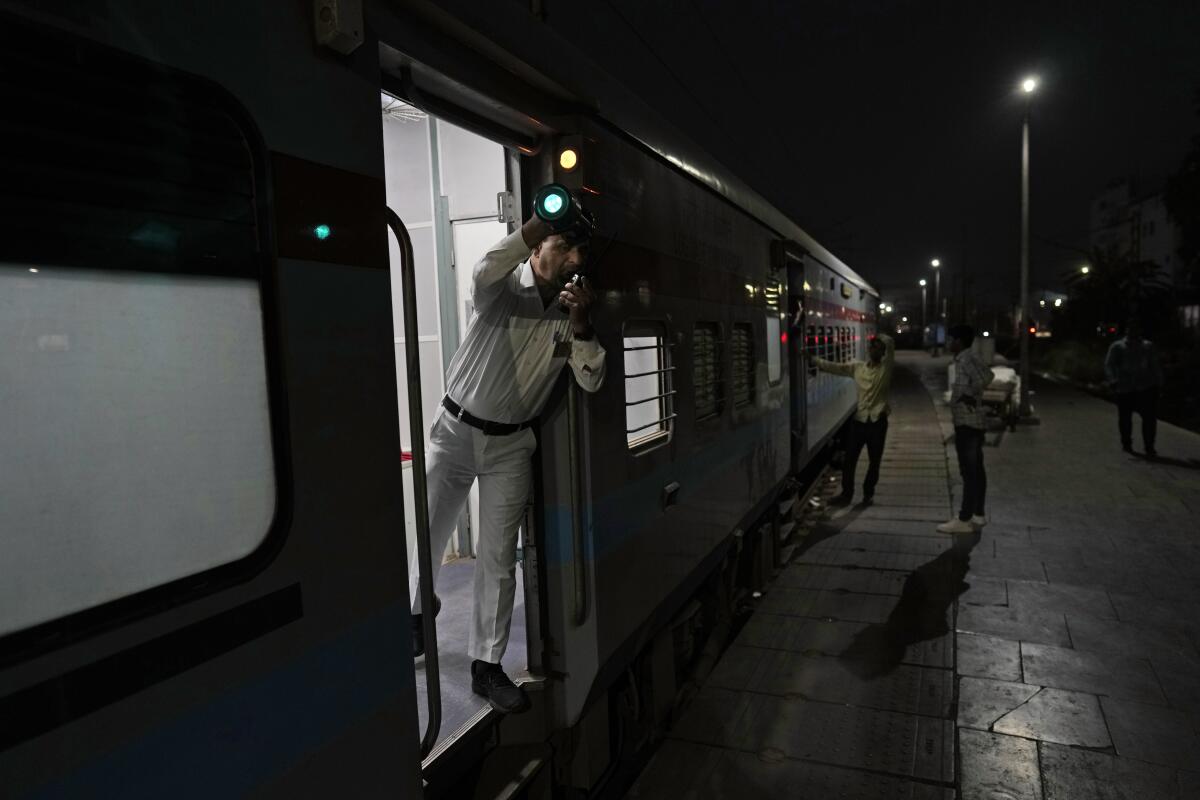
[814,333,895,506]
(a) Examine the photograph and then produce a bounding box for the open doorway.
[381,94,528,747]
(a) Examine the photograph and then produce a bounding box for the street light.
[918,279,928,337]
[1017,75,1038,417]
[1080,265,1090,275]
[930,259,942,355]
[1054,297,1063,308]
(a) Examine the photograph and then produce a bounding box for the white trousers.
[409,407,535,664]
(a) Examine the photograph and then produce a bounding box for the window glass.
[0,265,276,637]
[693,323,724,421]
[624,326,675,448]
[766,315,782,384]
[731,323,755,408]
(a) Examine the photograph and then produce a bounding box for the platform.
[627,351,1200,799]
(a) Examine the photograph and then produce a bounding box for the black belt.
[442,397,535,436]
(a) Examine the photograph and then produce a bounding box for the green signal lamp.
[533,183,573,224]
[313,224,331,241]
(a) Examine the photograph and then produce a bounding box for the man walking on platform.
[938,324,994,534]
[815,332,895,506]
[1104,318,1163,458]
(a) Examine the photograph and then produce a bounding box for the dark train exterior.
[0,2,876,797]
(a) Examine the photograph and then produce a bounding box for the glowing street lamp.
[1080,265,1090,275]
[1017,75,1039,416]
[918,279,928,335]
[930,259,942,355]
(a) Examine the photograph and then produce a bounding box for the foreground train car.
[0,2,876,797]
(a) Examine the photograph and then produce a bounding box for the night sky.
[543,0,1200,319]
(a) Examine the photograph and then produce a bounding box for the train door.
[381,94,531,755]
[781,243,809,472]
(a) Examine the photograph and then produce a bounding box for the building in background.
[1090,180,1196,327]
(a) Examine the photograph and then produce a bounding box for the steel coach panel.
[0,5,421,797]
[534,119,790,724]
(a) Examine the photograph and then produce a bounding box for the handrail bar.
[567,384,587,625]
[385,207,441,758]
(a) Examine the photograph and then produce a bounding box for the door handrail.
[386,207,441,758]
[567,383,587,625]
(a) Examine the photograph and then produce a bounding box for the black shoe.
[829,493,853,507]
[860,494,874,506]
[411,593,442,659]
[471,661,531,714]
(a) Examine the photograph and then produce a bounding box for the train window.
[766,314,782,384]
[624,323,676,449]
[0,35,280,642]
[692,323,724,421]
[731,323,755,408]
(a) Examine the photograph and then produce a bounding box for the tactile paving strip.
[673,688,955,783]
[776,564,910,595]
[804,531,952,557]
[734,614,953,669]
[798,549,938,573]
[707,644,953,718]
[758,587,898,623]
[628,740,956,800]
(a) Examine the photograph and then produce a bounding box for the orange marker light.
[559,148,579,171]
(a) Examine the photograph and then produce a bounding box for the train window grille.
[731,323,755,408]
[624,324,676,449]
[692,322,724,421]
[763,282,782,312]
[0,28,281,646]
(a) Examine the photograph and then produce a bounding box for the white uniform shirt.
[443,230,607,424]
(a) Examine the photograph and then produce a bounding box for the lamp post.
[1018,76,1037,416]
[919,278,928,345]
[930,259,942,355]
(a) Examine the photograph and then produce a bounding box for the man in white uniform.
[410,204,605,714]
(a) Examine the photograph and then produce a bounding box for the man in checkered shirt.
[937,324,995,534]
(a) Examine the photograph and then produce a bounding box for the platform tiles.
[904,353,1200,800]
[628,363,960,799]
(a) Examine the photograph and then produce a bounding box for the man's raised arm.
[813,356,856,377]
[472,217,554,306]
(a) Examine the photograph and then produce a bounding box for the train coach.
[0,2,877,797]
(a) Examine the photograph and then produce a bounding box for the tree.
[1164,88,1200,288]
[1057,244,1174,339]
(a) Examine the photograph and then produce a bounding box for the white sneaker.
[936,518,975,534]
[970,515,987,528]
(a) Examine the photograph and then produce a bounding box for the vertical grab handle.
[567,382,587,625]
[385,207,441,758]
